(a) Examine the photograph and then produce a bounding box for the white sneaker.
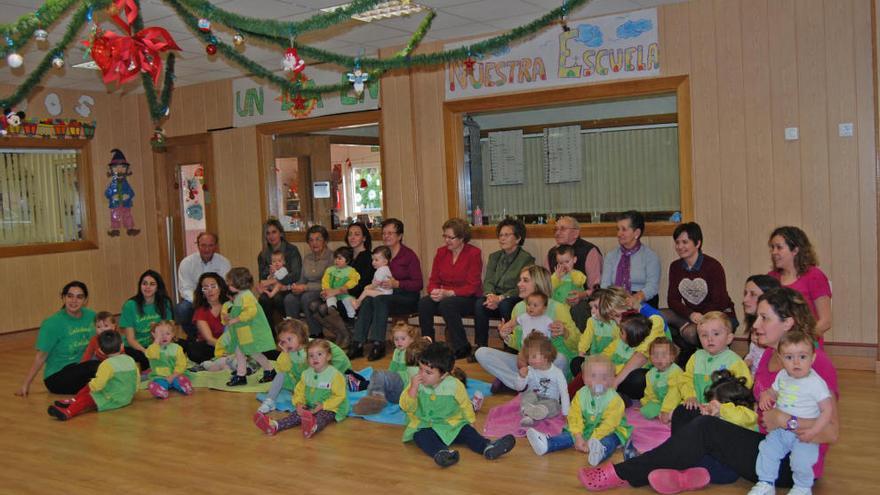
[587,437,606,466]
[786,487,811,495]
[526,427,549,456]
[257,398,276,414]
[748,482,776,495]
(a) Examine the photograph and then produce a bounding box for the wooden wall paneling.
[713,0,750,292]
[795,0,833,292]
[824,0,861,344]
[740,0,776,275]
[687,0,723,236]
[658,1,692,76]
[410,46,448,266]
[767,0,803,226]
[854,0,879,345]
[204,80,232,130]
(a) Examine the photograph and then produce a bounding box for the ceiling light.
[321,1,428,22]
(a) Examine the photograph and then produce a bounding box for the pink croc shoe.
[577,463,629,491]
[148,381,169,399]
[647,468,711,494]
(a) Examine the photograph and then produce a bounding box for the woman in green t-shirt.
[120,270,173,371]
[17,281,100,396]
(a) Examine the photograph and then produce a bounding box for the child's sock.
[471,390,484,412]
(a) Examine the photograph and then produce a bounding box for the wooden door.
[153,134,216,300]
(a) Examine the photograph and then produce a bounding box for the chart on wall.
[445,8,659,100]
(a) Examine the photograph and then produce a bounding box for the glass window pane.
[0,149,84,246]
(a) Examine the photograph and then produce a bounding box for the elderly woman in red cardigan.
[418,217,483,360]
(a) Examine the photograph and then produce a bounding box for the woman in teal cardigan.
[471,218,535,358]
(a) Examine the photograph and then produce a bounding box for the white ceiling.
[0,0,684,93]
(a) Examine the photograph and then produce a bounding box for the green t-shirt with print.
[36,308,96,378]
[119,299,172,348]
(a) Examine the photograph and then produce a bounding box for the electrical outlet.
[839,123,854,137]
[784,127,799,141]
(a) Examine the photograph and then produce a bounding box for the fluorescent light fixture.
[71,60,100,70]
[321,1,428,22]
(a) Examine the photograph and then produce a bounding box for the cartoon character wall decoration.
[184,165,205,221]
[104,148,140,236]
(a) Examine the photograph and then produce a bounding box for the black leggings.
[125,347,150,372]
[43,361,100,395]
[614,415,796,488]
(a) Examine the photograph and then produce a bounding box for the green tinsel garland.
[0,0,79,56]
[130,0,177,123]
[0,0,591,116]
[176,0,387,38]
[165,0,377,98]
[0,1,108,108]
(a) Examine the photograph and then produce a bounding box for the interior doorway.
[153,134,216,300]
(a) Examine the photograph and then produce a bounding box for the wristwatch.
[785,416,799,431]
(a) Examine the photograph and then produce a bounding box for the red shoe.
[647,468,711,494]
[253,412,278,436]
[300,410,317,438]
[47,405,72,421]
[577,463,629,491]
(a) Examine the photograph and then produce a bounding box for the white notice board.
[488,130,525,185]
[543,125,583,184]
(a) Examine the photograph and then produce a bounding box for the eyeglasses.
[554,226,576,232]
[201,284,219,292]
[442,235,459,240]
[498,232,516,238]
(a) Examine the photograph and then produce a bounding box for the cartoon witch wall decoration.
[104,148,140,236]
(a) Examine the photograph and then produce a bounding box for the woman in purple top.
[578,287,840,493]
[350,218,423,361]
[661,222,737,365]
[767,226,832,342]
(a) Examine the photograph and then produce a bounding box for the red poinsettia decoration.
[87,0,180,85]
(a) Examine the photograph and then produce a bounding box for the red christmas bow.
[91,27,180,85]
[108,0,139,33]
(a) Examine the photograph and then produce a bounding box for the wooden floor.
[2,331,879,494]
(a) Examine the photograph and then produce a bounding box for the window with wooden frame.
[443,75,693,238]
[0,138,96,257]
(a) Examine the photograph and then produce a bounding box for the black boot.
[367,340,386,361]
[347,341,364,359]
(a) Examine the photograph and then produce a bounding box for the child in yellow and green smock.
[671,311,752,430]
[223,267,277,386]
[48,331,139,421]
[145,320,193,399]
[253,339,349,438]
[526,354,630,466]
[401,342,516,467]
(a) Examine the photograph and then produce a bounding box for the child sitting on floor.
[254,339,350,438]
[353,322,425,415]
[527,354,631,466]
[700,369,758,430]
[676,311,752,425]
[551,244,587,304]
[750,331,833,495]
[48,331,139,420]
[352,246,393,310]
[145,320,193,399]
[321,246,361,319]
[80,311,122,362]
[223,267,277,386]
[640,337,684,421]
[401,342,516,468]
[257,318,362,413]
[514,332,570,427]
